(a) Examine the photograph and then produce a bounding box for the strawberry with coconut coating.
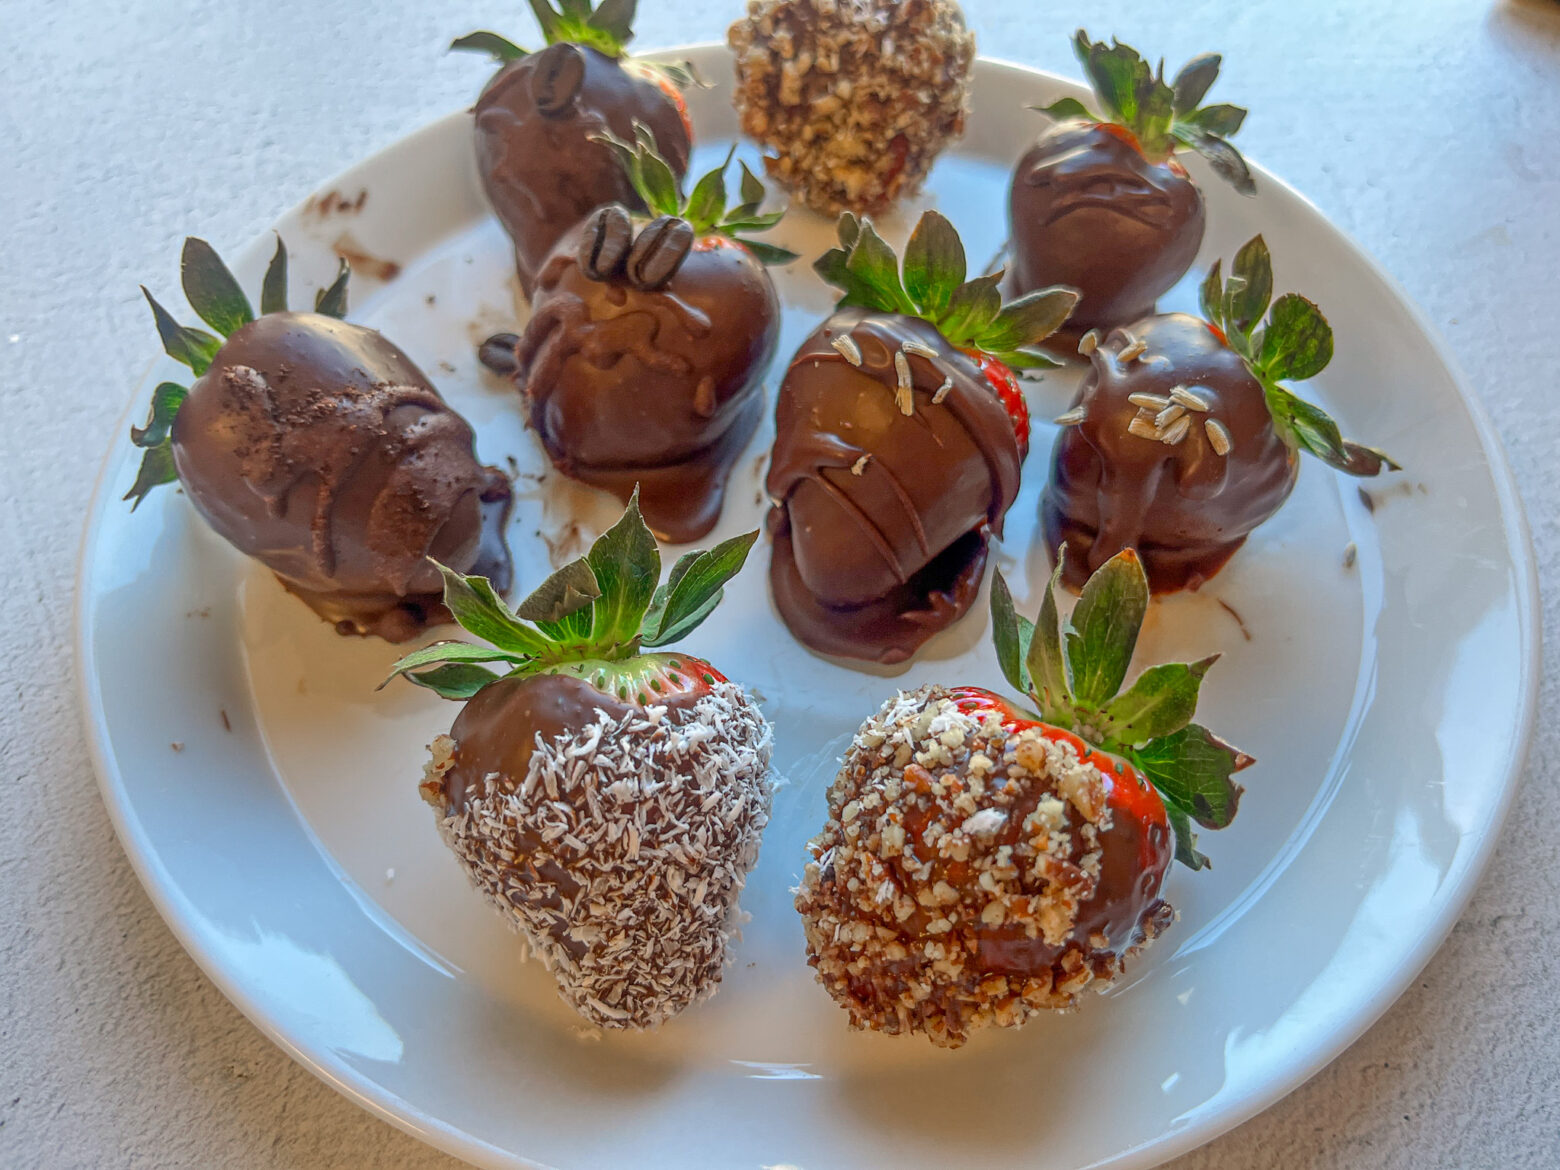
[455,0,694,297]
[795,550,1252,1047]
[1009,31,1256,340]
[389,494,774,1030]
[766,210,1078,664]
[1045,236,1398,592]
[126,238,512,643]
[483,134,796,543]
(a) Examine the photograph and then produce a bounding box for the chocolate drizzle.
[1009,123,1204,336]
[506,219,778,543]
[1042,312,1298,592]
[474,46,691,297]
[171,312,512,641]
[766,309,1022,663]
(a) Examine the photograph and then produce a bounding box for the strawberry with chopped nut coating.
[389,492,774,1030]
[766,209,1078,663]
[794,549,1251,1046]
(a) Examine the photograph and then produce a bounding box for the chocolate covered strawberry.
[1044,235,1398,592]
[766,210,1078,663]
[454,1,694,296]
[126,238,512,642]
[483,134,795,543]
[795,549,1251,1046]
[389,494,774,1029]
[1009,30,1256,337]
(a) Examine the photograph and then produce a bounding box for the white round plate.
[77,46,1538,1170]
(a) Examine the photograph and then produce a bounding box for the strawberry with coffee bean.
[483,133,796,543]
[795,549,1251,1046]
[455,0,695,296]
[766,210,1077,664]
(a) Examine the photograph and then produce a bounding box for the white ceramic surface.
[77,48,1538,1170]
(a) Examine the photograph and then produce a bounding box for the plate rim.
[74,44,1542,1170]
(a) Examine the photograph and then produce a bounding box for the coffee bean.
[578,204,633,280]
[477,332,521,375]
[625,216,694,290]
[531,43,585,116]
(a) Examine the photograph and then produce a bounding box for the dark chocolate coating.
[1009,123,1204,335]
[440,671,701,812]
[474,45,691,298]
[171,312,513,641]
[1042,312,1298,592]
[975,763,1173,975]
[513,227,778,543]
[766,309,1022,663]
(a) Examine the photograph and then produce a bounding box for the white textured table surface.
[3,0,1557,1166]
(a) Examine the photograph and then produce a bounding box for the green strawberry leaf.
[1128,722,1249,830]
[381,640,532,690]
[845,219,914,315]
[812,247,878,309]
[450,30,529,62]
[260,235,289,315]
[130,382,188,449]
[1258,293,1333,382]
[1183,102,1246,138]
[990,347,1060,372]
[527,0,564,43]
[1026,556,1073,726]
[1064,549,1149,709]
[584,489,661,652]
[585,0,637,45]
[513,557,602,624]
[639,528,759,647]
[181,238,253,337]
[403,662,505,700]
[989,570,1034,694]
[936,271,1003,344]
[901,209,966,315]
[1263,383,1397,475]
[641,549,698,645]
[1172,125,1256,196]
[736,238,800,266]
[1199,259,1224,330]
[1074,30,1147,124]
[1099,656,1218,747]
[142,288,221,375]
[1227,235,1273,338]
[123,443,179,510]
[637,147,681,216]
[836,211,861,250]
[720,211,786,233]
[974,286,1079,352]
[1166,804,1211,870]
[1171,52,1221,115]
[1034,96,1093,121]
[314,259,350,319]
[738,160,765,210]
[685,145,734,233]
[432,562,555,658]
[1134,65,1175,157]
